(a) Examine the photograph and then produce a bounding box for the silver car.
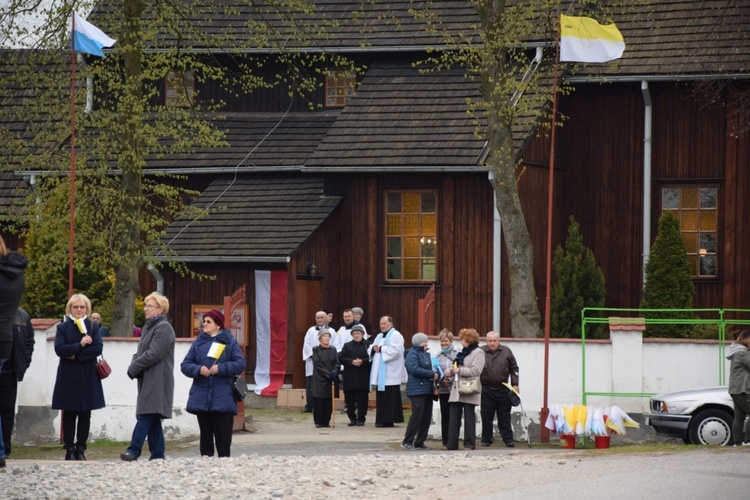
[645,386,735,445]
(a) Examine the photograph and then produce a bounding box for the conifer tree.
[551,216,606,338]
[641,211,695,337]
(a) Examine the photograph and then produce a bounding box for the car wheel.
[687,409,733,445]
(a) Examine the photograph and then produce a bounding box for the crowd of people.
[4,226,747,461]
[301,308,521,450]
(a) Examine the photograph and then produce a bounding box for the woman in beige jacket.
[444,328,485,450]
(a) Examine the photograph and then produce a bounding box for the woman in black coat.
[311,329,339,428]
[51,294,105,460]
[0,236,27,369]
[339,324,371,426]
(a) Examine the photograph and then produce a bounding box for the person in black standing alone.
[51,293,105,460]
[311,329,338,428]
[0,235,27,469]
[0,308,34,459]
[339,324,371,426]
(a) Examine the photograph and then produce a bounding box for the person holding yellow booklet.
[181,309,245,457]
[51,293,105,460]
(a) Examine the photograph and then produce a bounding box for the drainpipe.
[641,81,652,287]
[148,262,165,295]
[489,171,502,332]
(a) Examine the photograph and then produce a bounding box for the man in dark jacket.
[0,308,34,457]
[480,331,519,448]
[339,324,371,426]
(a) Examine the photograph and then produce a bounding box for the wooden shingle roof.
[144,112,339,171]
[156,176,341,261]
[307,59,485,170]
[90,0,479,50]
[88,1,750,78]
[306,57,547,170]
[591,0,750,77]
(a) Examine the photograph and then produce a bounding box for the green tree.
[1,1,360,331]
[551,216,606,338]
[641,211,696,338]
[420,1,636,337]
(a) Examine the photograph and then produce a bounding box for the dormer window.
[325,69,356,108]
[165,69,195,107]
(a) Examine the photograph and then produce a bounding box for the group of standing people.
[301,307,520,449]
[406,327,520,450]
[48,290,244,462]
[302,310,406,429]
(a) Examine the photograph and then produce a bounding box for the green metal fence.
[579,307,750,406]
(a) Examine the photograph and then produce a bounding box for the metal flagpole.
[541,12,563,444]
[68,13,77,298]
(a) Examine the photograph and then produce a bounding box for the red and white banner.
[254,270,288,396]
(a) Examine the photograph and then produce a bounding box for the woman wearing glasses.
[51,293,105,460]
[121,292,175,461]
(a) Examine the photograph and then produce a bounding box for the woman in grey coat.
[121,292,175,461]
[445,328,485,450]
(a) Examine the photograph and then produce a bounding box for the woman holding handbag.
[51,294,105,460]
[181,309,245,457]
[444,328,484,450]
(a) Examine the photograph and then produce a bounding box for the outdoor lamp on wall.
[307,262,318,277]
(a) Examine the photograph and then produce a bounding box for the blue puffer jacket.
[181,329,245,414]
[405,345,437,397]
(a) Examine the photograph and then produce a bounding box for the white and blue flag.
[72,12,116,57]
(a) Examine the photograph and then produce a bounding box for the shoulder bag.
[233,374,248,402]
[458,376,481,395]
[95,356,112,379]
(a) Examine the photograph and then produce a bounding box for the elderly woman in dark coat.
[51,293,105,460]
[339,324,372,426]
[311,328,339,428]
[121,292,175,462]
[402,332,440,450]
[181,309,245,457]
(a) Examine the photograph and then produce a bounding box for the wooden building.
[2,1,749,389]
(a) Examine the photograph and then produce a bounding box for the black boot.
[65,446,75,460]
[75,446,86,461]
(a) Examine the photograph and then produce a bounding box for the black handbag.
[232,374,248,402]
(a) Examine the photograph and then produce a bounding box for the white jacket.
[369,328,407,389]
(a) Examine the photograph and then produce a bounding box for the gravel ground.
[1,411,747,499]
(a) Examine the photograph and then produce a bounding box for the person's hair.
[438,328,453,342]
[65,294,92,315]
[459,328,479,344]
[486,331,501,340]
[343,308,352,314]
[0,235,8,256]
[738,330,750,347]
[144,292,170,314]
[381,316,394,325]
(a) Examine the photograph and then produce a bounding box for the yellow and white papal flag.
[207,342,226,360]
[75,317,88,334]
[560,14,625,63]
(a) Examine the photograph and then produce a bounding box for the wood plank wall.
[521,80,750,314]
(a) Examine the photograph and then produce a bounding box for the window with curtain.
[385,191,437,282]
